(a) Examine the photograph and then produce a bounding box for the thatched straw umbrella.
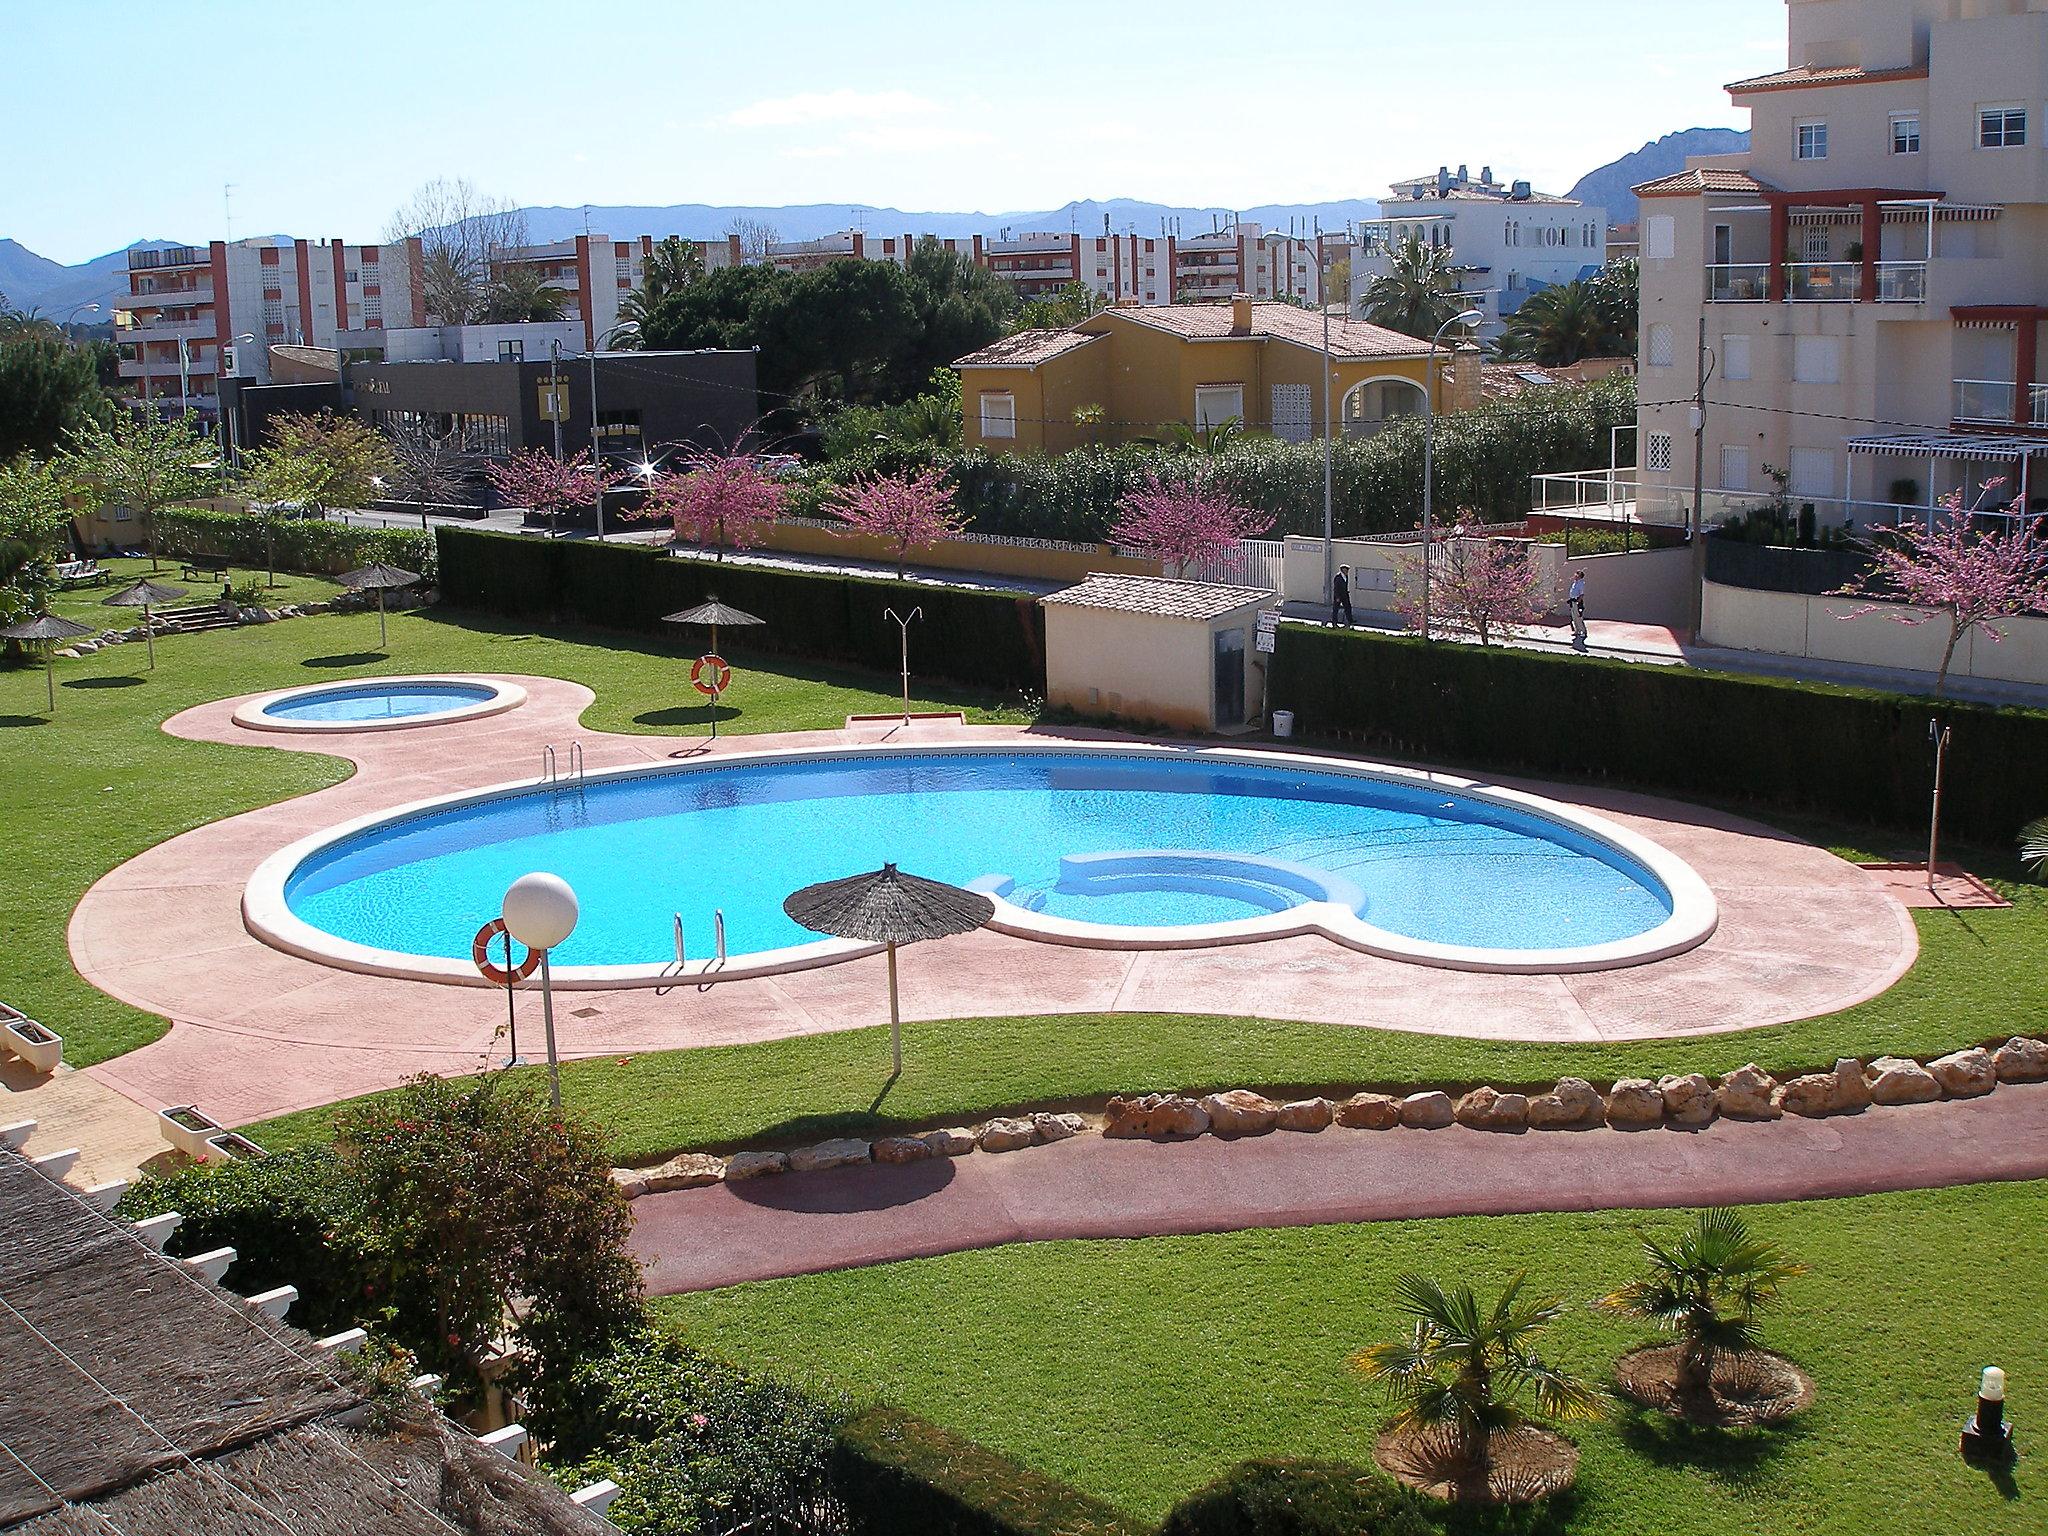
[783,863,994,1074]
[338,562,420,649]
[1,612,95,712]
[661,598,764,738]
[103,578,186,670]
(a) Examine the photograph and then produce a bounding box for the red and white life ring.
[690,653,732,696]
[471,917,542,986]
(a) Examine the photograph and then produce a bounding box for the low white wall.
[1283,534,1689,625]
[1567,545,1693,629]
[1702,581,2048,685]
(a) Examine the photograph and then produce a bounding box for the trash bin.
[1272,710,1295,738]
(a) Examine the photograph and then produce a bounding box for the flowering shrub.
[824,466,967,577]
[1109,474,1273,577]
[637,450,787,559]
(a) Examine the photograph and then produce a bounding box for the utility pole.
[1687,316,1712,640]
[1318,218,1334,613]
[588,345,605,539]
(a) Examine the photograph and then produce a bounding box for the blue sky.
[11,0,1787,264]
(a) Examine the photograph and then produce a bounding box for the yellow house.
[955,296,1478,456]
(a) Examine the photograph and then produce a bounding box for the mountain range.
[3,132,1749,318]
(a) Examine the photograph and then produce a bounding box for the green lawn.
[657,1181,2046,1533]
[1,576,1027,1065]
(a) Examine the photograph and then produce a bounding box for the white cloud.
[724,90,940,129]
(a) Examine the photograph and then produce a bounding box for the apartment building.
[1355,165,1609,339]
[486,234,746,350]
[1632,0,2048,525]
[114,237,427,412]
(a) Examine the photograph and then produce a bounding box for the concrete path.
[632,1083,2048,1294]
[65,684,1916,1128]
[2,1061,165,1187]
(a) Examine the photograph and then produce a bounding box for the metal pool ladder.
[539,742,586,788]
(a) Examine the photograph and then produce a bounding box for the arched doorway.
[1341,377,1428,438]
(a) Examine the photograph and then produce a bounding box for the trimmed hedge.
[1269,623,2048,844]
[834,1405,1143,1536]
[1157,1459,1434,1536]
[435,525,1045,695]
[157,505,435,581]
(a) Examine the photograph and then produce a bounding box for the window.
[346,268,359,284]
[1793,335,1842,384]
[1721,333,1752,381]
[1644,215,1675,260]
[1891,114,1921,155]
[1804,228,1832,262]
[1645,430,1675,473]
[497,339,524,362]
[1647,322,1675,368]
[978,392,1015,439]
[1194,384,1245,429]
[598,408,641,444]
[1789,447,1835,497]
[1720,445,1751,490]
[1980,105,2027,148]
[1796,120,1829,160]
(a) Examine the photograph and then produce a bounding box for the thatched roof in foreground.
[0,1152,607,1535]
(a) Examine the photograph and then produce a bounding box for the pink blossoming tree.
[637,450,787,561]
[485,449,619,537]
[824,467,968,578]
[1392,517,1545,646]
[1834,478,2048,695]
[1108,474,1273,578]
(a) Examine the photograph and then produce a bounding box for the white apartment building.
[487,234,745,350]
[1630,0,2048,527]
[1355,165,1609,339]
[115,237,428,411]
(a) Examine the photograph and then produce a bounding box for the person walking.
[1567,568,1588,648]
[1332,564,1354,627]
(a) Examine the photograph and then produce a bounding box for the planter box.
[203,1132,267,1163]
[2,1017,61,1074]
[159,1105,224,1159]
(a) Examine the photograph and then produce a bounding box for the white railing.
[1954,378,2016,425]
[1189,538,1284,589]
[1785,262,1859,301]
[2036,384,2048,428]
[1875,261,1927,303]
[1705,263,1770,302]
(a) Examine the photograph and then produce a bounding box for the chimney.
[1457,163,1469,183]
[1230,293,1253,335]
[1448,341,1485,415]
[1481,165,1493,185]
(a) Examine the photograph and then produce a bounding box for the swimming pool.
[245,744,1718,982]
[234,676,525,733]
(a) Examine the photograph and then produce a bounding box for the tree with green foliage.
[898,236,1014,397]
[60,408,214,568]
[335,1073,642,1406]
[1597,1207,1806,1400]
[1587,258,1639,356]
[1357,235,1464,340]
[242,410,394,515]
[477,265,571,324]
[0,334,113,458]
[1015,279,1102,333]
[1498,260,1639,365]
[618,236,707,337]
[0,454,70,626]
[1350,1272,1602,1473]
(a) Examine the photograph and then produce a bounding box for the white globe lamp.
[501,872,579,1106]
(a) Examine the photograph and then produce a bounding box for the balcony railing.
[1874,261,1926,303]
[1954,379,2048,427]
[1711,260,1930,303]
[122,284,213,309]
[1706,263,1770,302]
[128,246,205,270]
[1785,262,1859,301]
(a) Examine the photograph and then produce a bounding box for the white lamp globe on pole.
[1420,307,1486,642]
[502,872,579,1107]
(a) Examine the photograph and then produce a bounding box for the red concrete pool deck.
[632,1083,2048,1294]
[70,675,1918,1127]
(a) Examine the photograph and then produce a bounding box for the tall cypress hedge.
[435,526,1045,694]
[1269,623,2048,844]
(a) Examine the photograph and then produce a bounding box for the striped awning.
[1847,431,2048,458]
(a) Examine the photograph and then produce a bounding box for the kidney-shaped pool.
[245,745,1719,983]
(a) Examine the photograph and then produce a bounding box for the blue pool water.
[263,682,497,724]
[282,751,1675,966]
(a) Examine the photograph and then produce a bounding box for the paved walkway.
[62,681,1916,1129]
[631,1082,2048,1293]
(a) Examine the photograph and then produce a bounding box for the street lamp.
[223,333,256,477]
[1419,307,1485,642]
[64,301,101,328]
[590,320,640,540]
[501,872,579,1108]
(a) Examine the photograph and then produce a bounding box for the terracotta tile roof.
[1726,62,1928,94]
[953,329,1102,367]
[1041,573,1275,620]
[1634,167,1774,198]
[1103,302,1432,360]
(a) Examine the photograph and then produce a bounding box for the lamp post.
[224,333,256,486]
[1420,308,1485,642]
[589,321,639,540]
[501,872,579,1108]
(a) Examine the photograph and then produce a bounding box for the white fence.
[1189,539,1285,589]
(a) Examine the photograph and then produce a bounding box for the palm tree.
[1351,1273,1602,1472]
[477,267,569,324]
[2021,817,2048,877]
[1159,417,1245,455]
[1359,236,1464,340]
[1597,1208,1806,1398]
[618,236,706,334]
[1497,281,1611,366]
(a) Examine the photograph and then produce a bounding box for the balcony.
[118,316,214,342]
[1953,379,2048,428]
[1784,262,1859,302]
[127,245,206,271]
[1874,261,1926,303]
[1706,263,1770,302]
[122,283,213,310]
[1705,260,1929,305]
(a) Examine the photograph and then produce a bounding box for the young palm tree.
[619,235,706,332]
[477,267,570,324]
[2021,817,2048,877]
[1497,281,1611,366]
[1358,236,1464,341]
[1352,1273,1603,1471]
[1597,1208,1806,1398]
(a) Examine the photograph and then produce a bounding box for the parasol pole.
[142,599,155,669]
[377,588,389,649]
[885,939,902,1075]
[44,643,56,713]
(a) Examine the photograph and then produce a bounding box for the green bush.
[157,504,435,581]
[115,1147,376,1338]
[1269,623,2048,844]
[832,1405,1142,1536]
[435,526,1045,694]
[1157,1459,1433,1536]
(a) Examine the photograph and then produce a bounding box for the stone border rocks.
[605,1039,2048,1201]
